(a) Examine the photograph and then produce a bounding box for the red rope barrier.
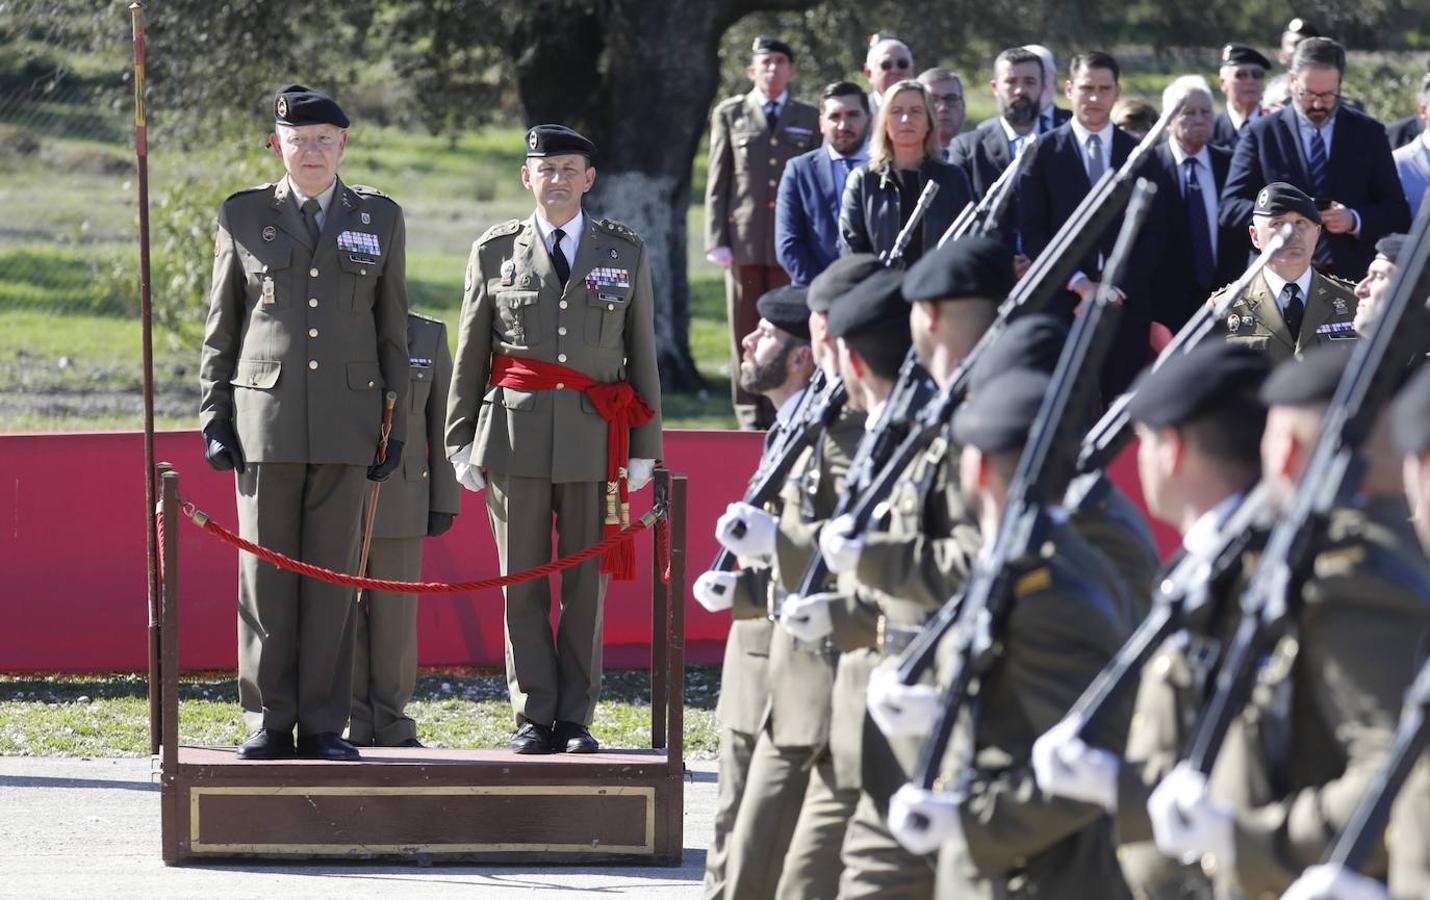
[176,500,665,594]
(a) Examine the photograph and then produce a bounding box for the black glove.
[203,420,246,473]
[427,511,455,537]
[367,438,403,482]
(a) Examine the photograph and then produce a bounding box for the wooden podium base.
[167,745,684,864]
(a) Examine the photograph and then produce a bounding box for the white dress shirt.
[1261,265,1314,318]
[754,88,789,121]
[1168,140,1220,258]
[534,208,584,272]
[1225,104,1263,133]
[1069,119,1115,181]
[287,176,337,231]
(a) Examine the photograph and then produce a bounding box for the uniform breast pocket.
[495,290,542,346]
[409,364,433,411]
[584,290,627,348]
[240,244,292,311]
[339,254,380,313]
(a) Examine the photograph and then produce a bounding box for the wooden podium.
[154,466,688,866]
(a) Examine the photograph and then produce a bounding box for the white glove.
[628,458,655,491]
[1031,717,1119,813]
[1281,864,1388,900]
[716,501,778,560]
[706,246,734,267]
[888,783,965,857]
[819,514,865,573]
[779,592,834,643]
[866,663,941,738]
[1147,763,1236,867]
[693,570,739,613]
[450,444,485,492]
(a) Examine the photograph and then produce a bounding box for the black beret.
[1285,17,1318,36]
[756,285,811,341]
[903,235,1015,305]
[953,368,1051,453]
[525,124,597,159]
[1376,233,1408,264]
[1126,341,1270,427]
[1253,181,1321,225]
[753,35,795,62]
[808,253,882,313]
[969,314,1068,389]
[273,83,349,129]
[1392,363,1430,454]
[1260,343,1355,407]
[1221,43,1272,70]
[827,268,907,339]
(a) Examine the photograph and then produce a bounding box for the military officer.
[444,124,663,755]
[1211,182,1358,363]
[1146,345,1430,899]
[348,312,461,749]
[199,84,409,761]
[706,35,821,429]
[696,285,815,900]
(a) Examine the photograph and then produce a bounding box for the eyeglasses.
[1294,85,1341,104]
[880,58,912,71]
[279,132,341,150]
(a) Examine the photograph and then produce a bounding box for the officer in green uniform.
[348,312,461,748]
[200,84,410,761]
[445,125,663,754]
[1032,340,1273,900]
[1146,345,1430,899]
[1210,182,1359,363]
[696,285,815,900]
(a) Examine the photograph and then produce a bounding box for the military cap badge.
[276,97,288,119]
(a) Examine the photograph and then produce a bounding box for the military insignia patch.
[1257,187,1269,207]
[1332,297,1348,315]
[262,225,276,242]
[1227,314,1241,332]
[500,258,515,287]
[276,97,288,119]
[527,131,539,150]
[361,211,371,225]
[584,267,631,290]
[337,231,382,256]
[609,248,618,260]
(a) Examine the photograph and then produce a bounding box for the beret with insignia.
[525,124,597,160]
[1221,43,1272,70]
[827,268,907,340]
[756,285,811,341]
[1254,182,1321,225]
[273,84,349,129]
[1127,341,1270,427]
[1286,17,1318,36]
[1261,343,1355,407]
[1376,232,1407,264]
[752,35,795,63]
[952,368,1051,453]
[969,314,1067,389]
[1392,363,1430,454]
[903,235,1014,305]
[808,253,881,314]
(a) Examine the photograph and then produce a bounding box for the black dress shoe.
[296,732,361,761]
[510,721,553,754]
[552,721,599,753]
[236,728,294,760]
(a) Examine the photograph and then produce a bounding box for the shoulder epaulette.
[715,95,746,112]
[224,182,274,202]
[596,218,642,244]
[1321,272,1357,289]
[1313,545,1367,579]
[349,184,390,198]
[407,311,444,327]
[1014,567,1053,598]
[477,219,523,245]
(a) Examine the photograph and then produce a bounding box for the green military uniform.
[705,88,820,427]
[445,210,662,729]
[725,407,863,900]
[1210,268,1358,365]
[1069,475,1162,624]
[349,313,461,746]
[200,173,410,739]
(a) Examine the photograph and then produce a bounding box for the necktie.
[1086,134,1104,184]
[1282,282,1305,339]
[301,198,321,245]
[765,100,779,132]
[1184,158,1215,287]
[834,157,853,211]
[1307,126,1328,195]
[550,227,570,287]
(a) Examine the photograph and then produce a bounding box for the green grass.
[0,667,721,758]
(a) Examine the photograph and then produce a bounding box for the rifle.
[838,98,1184,546]
[1323,658,1430,872]
[902,180,1156,798]
[937,134,1039,248]
[885,180,940,267]
[1180,188,1430,780]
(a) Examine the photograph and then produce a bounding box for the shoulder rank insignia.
[1014,567,1052,598]
[478,220,522,245]
[1314,545,1366,579]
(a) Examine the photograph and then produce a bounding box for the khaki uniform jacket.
[1210,268,1358,366]
[705,91,820,265]
[936,522,1135,899]
[372,314,462,540]
[1212,497,1430,898]
[200,177,410,463]
[445,214,663,480]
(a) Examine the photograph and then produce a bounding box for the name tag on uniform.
[337,230,382,256]
[409,356,433,367]
[585,267,630,290]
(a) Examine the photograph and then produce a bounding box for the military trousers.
[724,730,814,899]
[777,750,858,900]
[727,263,786,429]
[838,792,937,899]
[703,726,759,900]
[485,471,607,727]
[236,462,365,736]
[349,536,421,746]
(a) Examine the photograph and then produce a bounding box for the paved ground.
[0,756,717,899]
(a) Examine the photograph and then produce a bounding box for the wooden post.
[649,467,669,750]
[159,466,181,865]
[667,474,686,782]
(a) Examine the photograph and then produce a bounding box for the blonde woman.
[838,79,973,264]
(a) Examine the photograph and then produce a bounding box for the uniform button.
[422,470,429,479]
[767,201,776,210]
[557,353,567,363]
[556,382,565,390]
[308,298,319,308]
[607,303,615,311]
[367,380,375,388]
[558,326,567,336]
[768,157,777,165]
[308,328,318,338]
[769,137,777,146]
[309,267,319,277]
[559,300,568,310]
[359,268,367,276]
[769,179,777,187]
[308,360,318,370]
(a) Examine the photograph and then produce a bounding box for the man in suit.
[1016,50,1162,397]
[707,35,821,430]
[445,124,663,755]
[917,67,965,158]
[199,84,410,761]
[1212,43,1272,149]
[776,81,870,287]
[862,35,914,116]
[1150,75,1250,331]
[1393,73,1430,219]
[1220,37,1411,282]
[349,312,460,749]
[1023,44,1074,133]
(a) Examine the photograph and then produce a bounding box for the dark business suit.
[1147,141,1251,331]
[1017,122,1163,397]
[949,119,1025,251]
[776,145,860,286]
[1220,104,1410,280]
[1212,108,1267,150]
[1387,114,1422,151]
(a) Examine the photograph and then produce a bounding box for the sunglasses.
[880,58,912,71]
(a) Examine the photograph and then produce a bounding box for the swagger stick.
[355,391,398,605]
